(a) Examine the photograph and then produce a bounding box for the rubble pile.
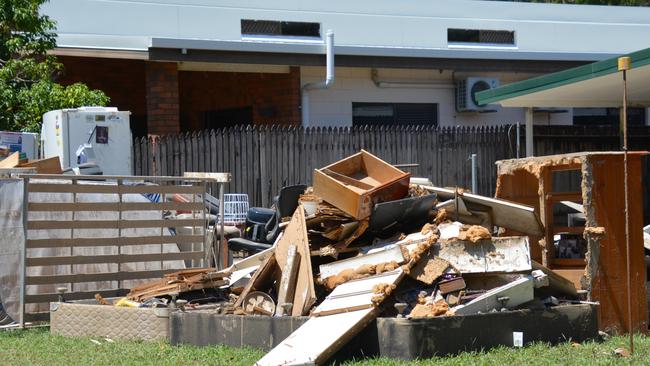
[98,150,581,365]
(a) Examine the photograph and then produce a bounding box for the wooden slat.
[27,218,204,230]
[26,251,204,266]
[26,235,204,248]
[28,183,118,193]
[184,172,231,183]
[28,201,204,212]
[25,289,129,304]
[27,183,203,194]
[119,185,204,194]
[25,269,179,285]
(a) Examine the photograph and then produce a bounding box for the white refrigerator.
[41,107,133,175]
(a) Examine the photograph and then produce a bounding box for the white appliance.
[0,131,39,159]
[41,107,132,175]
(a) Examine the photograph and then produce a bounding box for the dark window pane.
[573,107,646,126]
[352,103,437,126]
[448,28,515,45]
[241,19,320,37]
[280,21,320,37]
[448,29,480,43]
[204,106,253,129]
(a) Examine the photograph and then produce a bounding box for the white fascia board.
[56,34,152,52]
[150,38,615,62]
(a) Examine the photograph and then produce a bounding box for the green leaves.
[12,81,110,132]
[0,0,109,132]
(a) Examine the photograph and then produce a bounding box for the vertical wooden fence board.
[131,125,650,207]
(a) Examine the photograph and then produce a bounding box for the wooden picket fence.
[133,124,650,208]
[133,125,516,206]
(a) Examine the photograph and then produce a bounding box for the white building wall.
[302,67,573,127]
[43,0,650,59]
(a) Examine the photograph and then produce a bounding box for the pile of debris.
[108,150,579,365]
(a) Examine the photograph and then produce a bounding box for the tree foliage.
[0,0,109,132]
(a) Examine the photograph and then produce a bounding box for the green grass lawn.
[0,327,648,366]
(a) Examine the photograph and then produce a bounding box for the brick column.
[146,62,180,135]
[289,66,302,124]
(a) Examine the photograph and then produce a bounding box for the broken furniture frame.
[313,149,410,220]
[19,174,212,327]
[495,152,649,333]
[183,172,231,269]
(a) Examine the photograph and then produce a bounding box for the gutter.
[301,30,334,127]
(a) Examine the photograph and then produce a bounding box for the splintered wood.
[275,205,317,316]
[127,268,229,302]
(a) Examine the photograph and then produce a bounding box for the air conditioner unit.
[456,77,500,112]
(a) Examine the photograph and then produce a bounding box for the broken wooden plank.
[256,270,403,366]
[532,260,579,298]
[275,245,300,316]
[313,269,402,317]
[0,151,19,169]
[453,270,548,316]
[234,253,277,310]
[256,308,376,366]
[322,221,359,241]
[17,156,62,174]
[424,186,544,236]
[319,244,406,281]
[274,206,316,316]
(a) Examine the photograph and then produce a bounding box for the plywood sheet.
[275,206,316,316]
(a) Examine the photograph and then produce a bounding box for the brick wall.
[57,57,302,134]
[146,62,180,135]
[57,56,148,136]
[178,66,301,130]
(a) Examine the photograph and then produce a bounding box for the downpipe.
[301,30,334,127]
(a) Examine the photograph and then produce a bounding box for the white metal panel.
[42,0,650,59]
[41,110,66,168]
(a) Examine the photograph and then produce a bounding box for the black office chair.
[228,184,307,254]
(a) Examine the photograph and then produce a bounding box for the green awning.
[476,47,650,108]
